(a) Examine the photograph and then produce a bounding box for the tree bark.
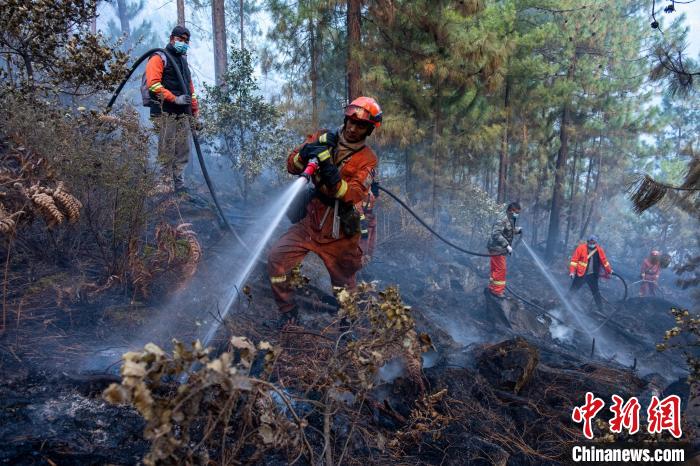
[346,0,362,101]
[309,19,319,128]
[90,1,97,35]
[212,0,227,86]
[545,59,576,260]
[431,78,442,222]
[116,0,130,37]
[564,141,579,248]
[177,0,185,26]
[497,78,511,204]
[240,0,245,50]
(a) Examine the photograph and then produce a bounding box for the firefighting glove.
[318,131,339,148]
[317,149,341,187]
[174,94,192,106]
[506,245,513,255]
[299,142,327,162]
[371,180,380,197]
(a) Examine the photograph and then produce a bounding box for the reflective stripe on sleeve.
[149,82,163,92]
[270,275,287,284]
[292,154,305,170]
[335,179,348,198]
[489,279,506,285]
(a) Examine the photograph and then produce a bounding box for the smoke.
[78,178,307,373]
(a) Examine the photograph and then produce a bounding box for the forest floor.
[0,186,696,465]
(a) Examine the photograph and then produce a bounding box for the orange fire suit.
[568,243,612,311]
[640,258,661,297]
[568,243,612,277]
[267,131,378,314]
[486,212,516,296]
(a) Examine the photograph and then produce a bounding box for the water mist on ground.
[200,177,308,347]
[80,177,308,373]
[519,240,620,361]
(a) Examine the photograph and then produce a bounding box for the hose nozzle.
[301,161,318,181]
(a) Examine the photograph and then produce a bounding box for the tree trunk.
[177,0,185,26]
[430,78,442,222]
[211,0,228,86]
[240,0,245,50]
[580,147,602,238]
[116,0,130,36]
[90,1,97,35]
[545,59,576,260]
[516,122,527,200]
[346,0,362,101]
[497,78,510,204]
[309,19,319,128]
[212,0,227,86]
[564,141,579,248]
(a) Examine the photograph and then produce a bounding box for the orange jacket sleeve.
[598,246,612,274]
[145,54,177,103]
[569,246,582,275]
[335,153,377,205]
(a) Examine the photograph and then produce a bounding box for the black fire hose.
[611,271,628,302]
[376,185,501,257]
[106,48,246,248]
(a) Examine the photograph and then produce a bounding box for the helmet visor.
[345,105,382,126]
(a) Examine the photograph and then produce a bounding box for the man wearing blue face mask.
[486,202,523,298]
[145,25,200,195]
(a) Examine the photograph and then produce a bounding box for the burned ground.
[0,187,695,465]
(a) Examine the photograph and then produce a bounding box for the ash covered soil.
[0,193,697,465]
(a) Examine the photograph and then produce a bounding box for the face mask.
[173,41,189,54]
[588,242,596,249]
[510,212,519,219]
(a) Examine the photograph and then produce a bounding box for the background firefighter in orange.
[640,249,662,297]
[267,97,382,326]
[486,202,522,298]
[568,235,613,312]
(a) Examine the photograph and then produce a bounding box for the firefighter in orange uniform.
[568,235,613,312]
[486,202,522,298]
[267,97,382,326]
[640,250,662,297]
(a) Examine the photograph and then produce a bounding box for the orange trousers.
[267,222,363,314]
[489,254,507,295]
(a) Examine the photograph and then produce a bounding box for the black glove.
[318,131,339,148]
[370,180,380,197]
[317,148,341,187]
[299,142,327,162]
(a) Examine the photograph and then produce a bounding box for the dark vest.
[150,44,192,117]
